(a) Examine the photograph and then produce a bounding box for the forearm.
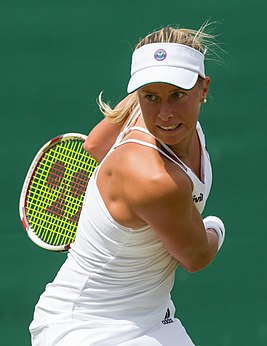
[84,118,124,162]
[178,211,225,273]
[184,216,225,272]
[180,228,218,273]
[201,228,220,266]
[84,95,135,162]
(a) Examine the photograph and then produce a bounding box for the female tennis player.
[30,24,225,345]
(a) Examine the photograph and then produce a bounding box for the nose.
[158,102,174,121]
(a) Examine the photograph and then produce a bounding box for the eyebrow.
[140,86,184,94]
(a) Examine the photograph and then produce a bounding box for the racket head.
[19,133,98,252]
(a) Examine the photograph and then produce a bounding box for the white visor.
[127,43,205,93]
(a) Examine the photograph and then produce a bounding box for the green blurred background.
[1,1,266,345]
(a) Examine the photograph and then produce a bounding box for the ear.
[201,77,211,102]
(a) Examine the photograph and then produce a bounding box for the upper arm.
[129,170,213,271]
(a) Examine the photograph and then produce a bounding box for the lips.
[157,123,182,131]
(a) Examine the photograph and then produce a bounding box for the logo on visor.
[154,49,167,61]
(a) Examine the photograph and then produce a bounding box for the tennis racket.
[19,133,98,252]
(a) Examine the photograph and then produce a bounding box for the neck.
[169,127,199,160]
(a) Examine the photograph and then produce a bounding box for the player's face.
[137,79,210,148]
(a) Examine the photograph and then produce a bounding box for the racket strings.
[26,138,97,246]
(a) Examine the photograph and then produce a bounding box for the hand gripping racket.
[19,133,98,252]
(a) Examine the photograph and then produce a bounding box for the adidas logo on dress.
[161,308,173,325]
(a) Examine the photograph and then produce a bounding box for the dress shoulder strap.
[196,121,206,146]
[113,104,141,146]
[115,126,189,174]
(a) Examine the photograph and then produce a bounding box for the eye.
[144,94,159,102]
[171,91,184,100]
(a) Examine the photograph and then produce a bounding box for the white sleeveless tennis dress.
[30,107,212,346]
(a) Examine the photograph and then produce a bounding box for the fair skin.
[85,79,219,272]
[137,80,208,178]
[84,95,133,162]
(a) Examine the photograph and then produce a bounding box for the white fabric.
[114,121,212,214]
[30,108,211,345]
[31,318,195,345]
[127,43,205,93]
[203,215,225,250]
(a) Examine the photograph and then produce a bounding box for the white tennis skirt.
[30,317,195,346]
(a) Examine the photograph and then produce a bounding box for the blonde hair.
[97,92,139,125]
[99,22,216,124]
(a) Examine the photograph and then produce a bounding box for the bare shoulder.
[117,143,193,212]
[98,141,210,270]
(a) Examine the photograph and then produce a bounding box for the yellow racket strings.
[26,139,97,246]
